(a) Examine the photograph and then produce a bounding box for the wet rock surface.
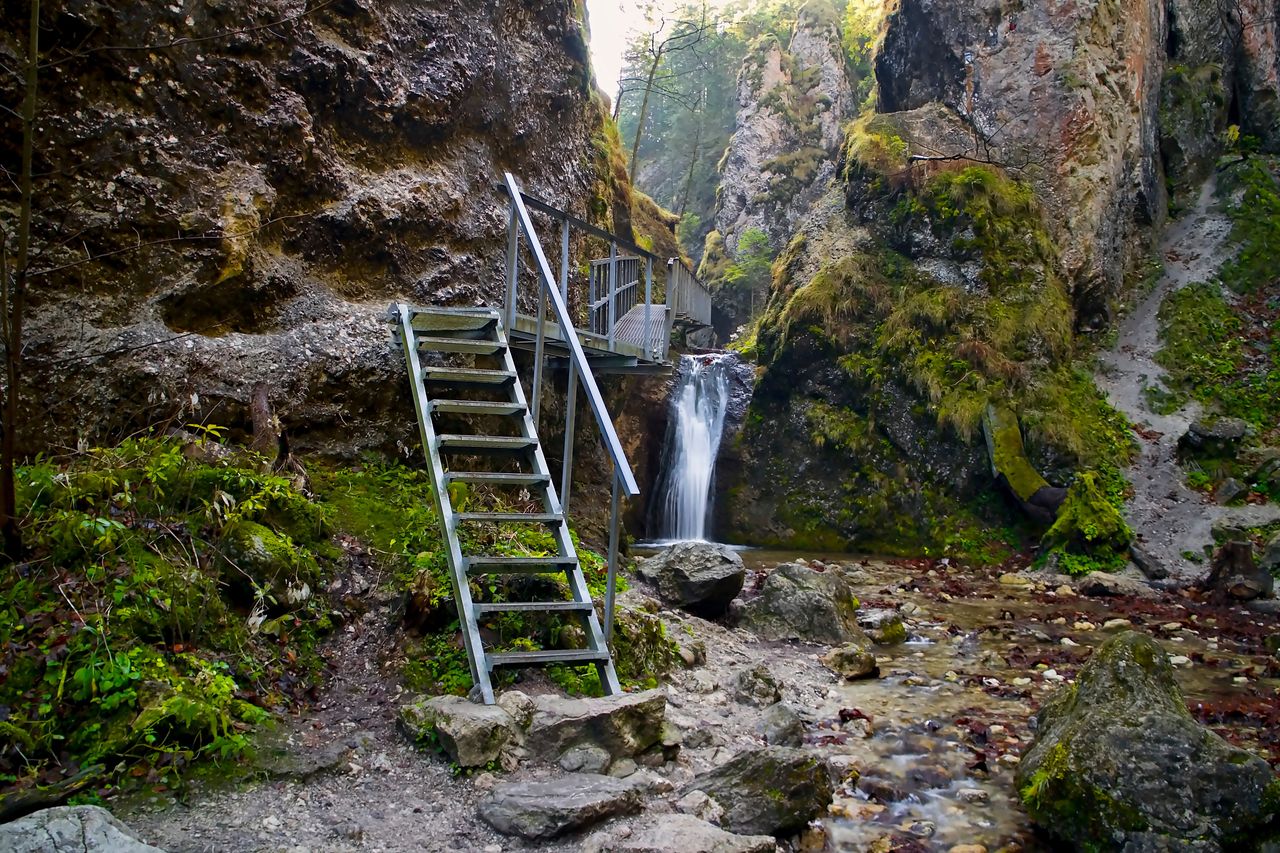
[637,542,746,616]
[1016,632,1279,850]
[525,689,668,769]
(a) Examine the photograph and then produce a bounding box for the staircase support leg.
[561,359,578,517]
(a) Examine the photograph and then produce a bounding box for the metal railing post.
[561,358,578,516]
[532,276,546,426]
[643,256,654,360]
[607,240,618,348]
[604,467,621,643]
[505,203,519,331]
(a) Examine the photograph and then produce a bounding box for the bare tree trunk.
[677,98,704,218]
[250,383,280,456]
[628,51,662,184]
[1,0,40,560]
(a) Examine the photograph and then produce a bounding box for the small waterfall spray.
[655,354,734,541]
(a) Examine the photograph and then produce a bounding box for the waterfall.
[655,354,734,542]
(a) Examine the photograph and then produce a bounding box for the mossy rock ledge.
[1016,632,1280,851]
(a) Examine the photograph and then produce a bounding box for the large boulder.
[687,747,833,837]
[398,694,523,769]
[1179,417,1249,457]
[0,806,165,852]
[637,542,746,616]
[1016,632,1280,849]
[1200,541,1274,602]
[582,813,778,853]
[526,689,667,770]
[477,773,645,840]
[738,563,862,643]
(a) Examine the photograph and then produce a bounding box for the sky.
[585,0,733,101]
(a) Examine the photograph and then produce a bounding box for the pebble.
[956,788,989,804]
[1233,676,1249,684]
[944,670,959,682]
[483,847,501,853]
[950,846,988,853]
[1073,621,1096,631]
[1162,622,1183,632]
[999,573,1032,586]
[1060,637,1080,647]
[989,724,1006,735]
[1013,677,1032,686]
[1169,655,1191,666]
[999,754,1020,765]
[1049,617,1067,625]
[1055,584,1074,596]
[1043,669,1065,682]
[982,677,1001,687]
[1103,618,1130,630]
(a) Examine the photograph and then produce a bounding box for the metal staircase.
[391,304,622,704]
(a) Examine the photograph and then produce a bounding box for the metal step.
[421,366,515,386]
[475,601,594,615]
[417,336,504,355]
[437,435,537,454]
[456,512,561,524]
[487,649,612,668]
[430,400,526,417]
[464,556,576,574]
[409,311,498,333]
[446,472,549,488]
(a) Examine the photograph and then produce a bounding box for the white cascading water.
[658,354,733,541]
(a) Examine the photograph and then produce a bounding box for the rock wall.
[876,0,1168,318]
[704,1,855,330]
[1,0,632,455]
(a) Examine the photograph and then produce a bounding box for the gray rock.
[251,725,351,780]
[675,789,726,824]
[733,665,782,706]
[582,813,777,853]
[0,806,165,852]
[760,702,804,747]
[857,608,907,644]
[559,744,611,774]
[1130,543,1169,580]
[477,773,645,840]
[1074,571,1152,598]
[398,695,521,769]
[1201,541,1274,601]
[687,747,833,837]
[1016,632,1280,849]
[820,643,879,680]
[637,542,746,616]
[527,689,666,768]
[738,563,864,643]
[1180,417,1249,455]
[1215,477,1248,505]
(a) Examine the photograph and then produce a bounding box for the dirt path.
[1096,176,1280,582]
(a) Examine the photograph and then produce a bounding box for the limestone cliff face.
[706,2,855,329]
[876,0,1167,317]
[1,0,630,454]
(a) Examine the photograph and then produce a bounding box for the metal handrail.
[503,172,640,498]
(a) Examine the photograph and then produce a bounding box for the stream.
[731,552,1279,851]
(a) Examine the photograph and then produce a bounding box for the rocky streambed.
[65,551,1280,852]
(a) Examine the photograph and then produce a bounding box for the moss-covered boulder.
[687,746,833,837]
[219,519,322,606]
[983,405,1067,524]
[1016,632,1280,850]
[738,563,862,643]
[1041,471,1133,575]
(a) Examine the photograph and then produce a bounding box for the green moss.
[1020,734,1150,845]
[985,405,1051,502]
[1219,156,1280,293]
[1041,470,1133,575]
[2,436,335,791]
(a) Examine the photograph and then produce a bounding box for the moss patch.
[1040,469,1133,575]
